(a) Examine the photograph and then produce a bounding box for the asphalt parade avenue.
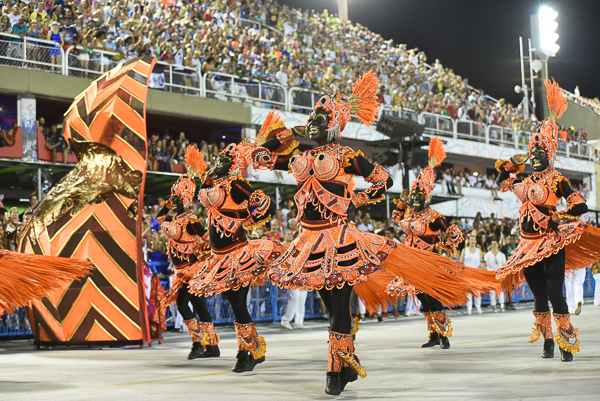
[1,303,599,401]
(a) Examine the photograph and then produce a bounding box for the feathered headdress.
[529,78,568,166]
[308,71,380,141]
[256,110,298,156]
[218,141,254,178]
[411,136,446,200]
[171,145,207,207]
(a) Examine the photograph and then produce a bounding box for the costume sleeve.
[495,158,524,192]
[230,179,274,229]
[252,128,299,171]
[187,220,207,237]
[552,179,588,220]
[344,153,393,208]
[391,198,408,224]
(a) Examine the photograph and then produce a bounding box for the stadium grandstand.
[1,0,599,340]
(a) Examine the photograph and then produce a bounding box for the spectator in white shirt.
[275,64,288,87]
[357,214,374,232]
[484,240,506,312]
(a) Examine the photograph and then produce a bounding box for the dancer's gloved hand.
[292,126,307,139]
[511,153,529,165]
[399,188,409,202]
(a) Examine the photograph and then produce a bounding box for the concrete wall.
[0,65,251,125]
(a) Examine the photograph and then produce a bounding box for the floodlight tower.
[531,5,560,79]
[338,0,348,21]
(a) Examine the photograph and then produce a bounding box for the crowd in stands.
[147,130,234,172]
[2,0,596,143]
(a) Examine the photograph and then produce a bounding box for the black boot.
[560,348,573,362]
[541,339,554,358]
[187,342,205,360]
[440,335,451,349]
[325,372,342,395]
[340,367,358,391]
[198,345,220,358]
[232,351,264,372]
[422,332,441,348]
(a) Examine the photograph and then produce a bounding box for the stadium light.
[538,6,560,57]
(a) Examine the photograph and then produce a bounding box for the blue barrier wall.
[2,267,598,339]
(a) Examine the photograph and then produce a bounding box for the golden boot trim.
[431,310,453,338]
[529,311,553,343]
[351,316,360,336]
[327,330,367,378]
[553,313,580,354]
[234,322,267,359]
[183,318,209,344]
[198,322,220,346]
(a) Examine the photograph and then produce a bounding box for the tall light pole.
[531,5,560,80]
[338,0,348,21]
[518,36,530,117]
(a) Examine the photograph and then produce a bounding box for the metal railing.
[561,88,600,115]
[153,61,203,96]
[0,33,65,74]
[0,42,592,160]
[204,72,287,110]
[64,45,118,78]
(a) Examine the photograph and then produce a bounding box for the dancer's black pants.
[176,283,213,322]
[417,292,444,313]
[318,285,353,333]
[522,248,568,314]
[224,286,252,324]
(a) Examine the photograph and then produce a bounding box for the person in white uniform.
[565,268,587,315]
[280,230,309,329]
[592,262,600,307]
[460,234,483,314]
[484,239,506,312]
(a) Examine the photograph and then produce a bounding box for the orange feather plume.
[256,109,284,145]
[185,145,207,175]
[428,136,446,168]
[545,78,568,121]
[348,70,380,127]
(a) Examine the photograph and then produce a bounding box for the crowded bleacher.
[0,0,595,151]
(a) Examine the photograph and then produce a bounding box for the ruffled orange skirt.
[267,220,499,313]
[188,240,283,296]
[163,258,208,305]
[496,222,600,291]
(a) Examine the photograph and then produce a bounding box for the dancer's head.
[170,145,206,209]
[306,71,380,145]
[528,78,567,171]
[208,142,252,180]
[410,137,446,210]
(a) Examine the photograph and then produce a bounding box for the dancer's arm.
[552,179,588,220]
[391,189,409,224]
[430,214,464,253]
[495,154,526,189]
[252,126,304,171]
[344,152,393,207]
[230,179,275,227]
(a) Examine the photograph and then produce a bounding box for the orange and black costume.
[386,137,496,349]
[388,203,463,347]
[187,142,282,372]
[495,80,600,361]
[157,146,219,359]
[251,73,498,394]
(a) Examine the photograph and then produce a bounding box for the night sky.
[278,0,600,108]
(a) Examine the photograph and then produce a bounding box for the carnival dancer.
[157,146,220,360]
[495,79,600,362]
[251,72,498,395]
[187,142,281,373]
[386,137,465,350]
[0,250,94,316]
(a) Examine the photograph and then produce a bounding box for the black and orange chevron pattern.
[20,57,156,345]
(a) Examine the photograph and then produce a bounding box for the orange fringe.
[565,226,600,271]
[354,270,396,315]
[185,145,207,175]
[545,78,568,120]
[349,70,380,127]
[498,226,600,292]
[428,136,446,168]
[0,251,94,316]
[379,246,499,308]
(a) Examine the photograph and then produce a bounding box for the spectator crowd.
[1,0,596,145]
